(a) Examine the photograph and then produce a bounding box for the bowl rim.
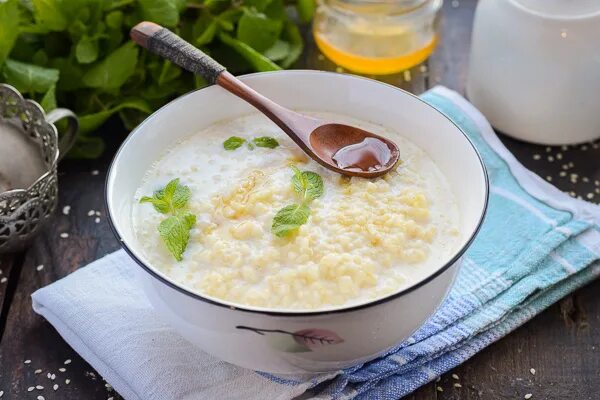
[105,70,489,317]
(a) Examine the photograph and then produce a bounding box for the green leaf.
[279,22,303,68]
[79,98,152,133]
[2,59,59,94]
[158,215,194,261]
[82,42,138,90]
[272,203,310,237]
[138,0,179,27]
[40,84,57,112]
[296,0,316,24]
[75,35,99,64]
[290,166,324,201]
[140,196,170,214]
[0,0,20,65]
[32,0,67,31]
[219,32,281,72]
[253,136,279,149]
[263,40,290,61]
[223,136,246,150]
[237,9,282,52]
[196,19,218,46]
[171,184,191,209]
[105,10,123,29]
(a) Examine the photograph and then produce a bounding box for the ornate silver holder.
[0,84,78,253]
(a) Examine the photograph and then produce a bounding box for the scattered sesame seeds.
[0,277,6,284]
[60,233,69,238]
[59,368,66,373]
[91,170,99,175]
[95,217,101,224]
[24,359,31,364]
[525,394,533,399]
[64,359,72,365]
[454,383,462,388]
[62,205,71,215]
[53,384,58,391]
[36,264,44,271]
[452,374,459,380]
[28,387,35,392]
[530,368,536,375]
[36,385,44,390]
[436,386,443,392]
[65,379,71,385]
[88,210,95,216]
[35,369,42,374]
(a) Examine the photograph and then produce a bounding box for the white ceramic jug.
[467,0,600,145]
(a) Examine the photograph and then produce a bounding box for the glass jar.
[313,0,442,75]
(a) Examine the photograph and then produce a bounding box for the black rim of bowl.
[104,70,490,317]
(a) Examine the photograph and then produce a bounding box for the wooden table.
[1,1,599,399]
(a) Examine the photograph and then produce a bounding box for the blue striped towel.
[32,87,600,400]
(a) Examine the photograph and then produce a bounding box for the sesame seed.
[419,64,428,73]
[35,369,42,374]
[62,205,71,215]
[562,164,569,170]
[36,264,44,271]
[108,397,114,400]
[95,211,101,216]
[105,383,112,389]
[28,387,35,392]
[595,180,599,186]
[51,374,56,380]
[532,154,541,160]
[24,359,31,364]
[335,67,344,73]
[545,147,551,152]
[525,394,533,399]
[435,377,441,382]
[64,359,72,365]
[47,372,51,378]
[37,396,45,400]
[559,171,567,177]
[436,386,443,392]
[547,156,554,162]
[556,153,563,160]
[95,217,101,224]
[0,390,3,397]
[454,383,462,388]
[581,145,588,151]
[583,177,590,183]
[53,384,58,391]
[546,176,552,182]
[65,379,71,385]
[452,374,459,380]
[59,368,66,372]
[561,145,568,150]
[91,170,99,175]
[0,277,6,284]
[560,30,567,38]
[530,368,536,375]
[586,193,594,199]
[60,233,69,238]
[88,210,95,216]
[403,70,412,82]
[36,385,44,390]
[317,54,325,61]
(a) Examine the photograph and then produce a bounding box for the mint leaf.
[279,22,303,69]
[224,136,246,150]
[82,42,138,90]
[2,59,59,94]
[219,32,282,72]
[138,0,179,28]
[302,171,324,201]
[40,84,57,112]
[0,0,20,65]
[296,0,316,24]
[32,0,67,31]
[75,35,99,64]
[272,203,310,237]
[237,9,282,53]
[79,99,152,133]
[158,215,192,261]
[253,136,279,149]
[141,178,196,261]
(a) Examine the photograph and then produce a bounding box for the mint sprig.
[272,166,324,237]
[140,178,196,261]
[224,135,279,151]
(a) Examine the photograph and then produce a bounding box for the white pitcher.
[467,0,600,145]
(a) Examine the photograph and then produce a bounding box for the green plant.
[0,0,314,158]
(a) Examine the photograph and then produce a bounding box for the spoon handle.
[130,21,321,147]
[130,21,225,84]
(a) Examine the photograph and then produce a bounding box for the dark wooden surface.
[1,1,599,399]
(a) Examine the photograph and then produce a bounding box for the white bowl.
[106,71,488,374]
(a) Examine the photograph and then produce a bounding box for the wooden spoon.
[130,22,400,178]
